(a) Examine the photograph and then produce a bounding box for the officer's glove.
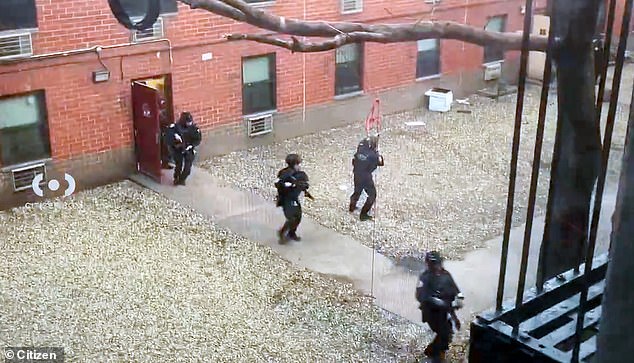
[284,182,293,187]
[175,134,183,143]
[452,315,461,331]
[297,181,309,190]
[451,293,465,310]
[185,145,193,151]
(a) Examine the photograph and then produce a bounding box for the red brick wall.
[0,0,529,164]
[612,0,634,36]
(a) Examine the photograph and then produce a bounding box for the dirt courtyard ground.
[4,68,631,363]
[203,80,629,263]
[0,182,431,362]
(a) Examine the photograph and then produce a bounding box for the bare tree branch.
[178,0,548,51]
[225,32,390,52]
[179,0,246,22]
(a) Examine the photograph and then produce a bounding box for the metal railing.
[490,0,634,361]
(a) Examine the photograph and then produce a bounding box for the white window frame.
[242,53,277,116]
[0,91,51,168]
[416,39,441,80]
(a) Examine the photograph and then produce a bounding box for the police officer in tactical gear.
[349,135,384,221]
[275,154,314,244]
[416,251,463,362]
[159,98,173,169]
[166,112,202,186]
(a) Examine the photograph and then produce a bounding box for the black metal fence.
[470,0,634,361]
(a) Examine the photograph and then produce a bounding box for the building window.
[0,91,51,166]
[335,43,363,96]
[118,0,178,17]
[483,15,507,63]
[0,0,38,32]
[242,54,277,115]
[416,39,441,79]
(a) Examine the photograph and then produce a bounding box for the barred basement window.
[246,114,274,137]
[11,162,45,191]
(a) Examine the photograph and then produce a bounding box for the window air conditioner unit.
[11,162,46,192]
[341,0,363,14]
[424,0,442,4]
[131,17,164,42]
[0,32,33,60]
[484,62,502,81]
[246,113,274,137]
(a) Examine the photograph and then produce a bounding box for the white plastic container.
[425,88,453,112]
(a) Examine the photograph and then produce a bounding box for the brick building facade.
[0,0,548,208]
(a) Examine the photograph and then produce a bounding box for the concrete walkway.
[130,167,616,326]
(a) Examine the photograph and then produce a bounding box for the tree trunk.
[595,78,634,363]
[537,0,603,285]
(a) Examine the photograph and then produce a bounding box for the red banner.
[365,98,381,135]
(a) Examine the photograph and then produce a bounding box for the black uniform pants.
[350,174,376,215]
[173,149,195,182]
[280,200,302,236]
[426,311,453,356]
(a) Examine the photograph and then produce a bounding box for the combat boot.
[428,352,447,363]
[277,228,289,244]
[360,213,373,221]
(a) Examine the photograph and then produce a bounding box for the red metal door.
[132,81,161,181]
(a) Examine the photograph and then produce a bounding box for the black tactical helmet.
[179,112,193,125]
[425,251,442,265]
[285,153,302,167]
[367,135,379,150]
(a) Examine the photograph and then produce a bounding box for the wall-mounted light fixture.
[92,70,110,83]
[92,46,110,83]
